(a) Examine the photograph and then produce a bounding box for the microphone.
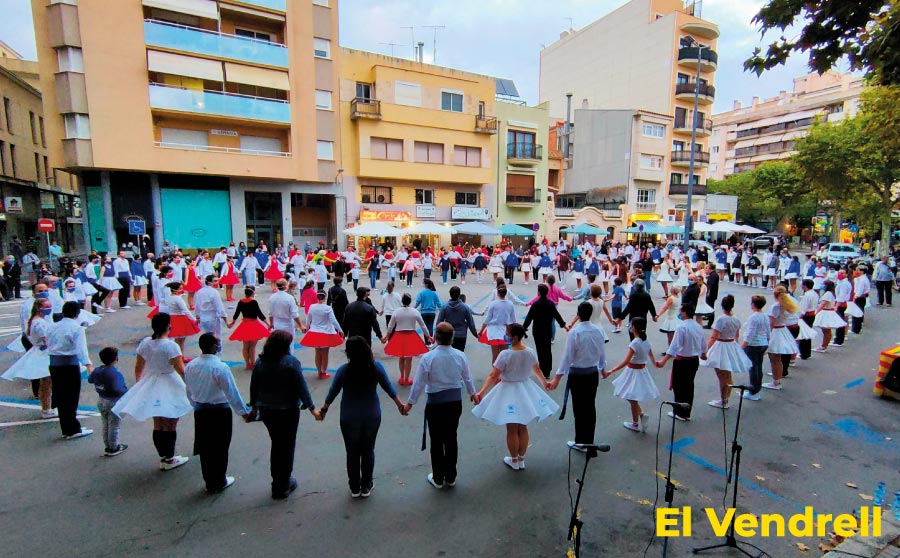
[573,443,611,453]
[728,384,753,391]
[663,401,692,411]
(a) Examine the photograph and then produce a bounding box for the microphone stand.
[661,406,679,558]
[692,386,760,557]
[567,445,601,558]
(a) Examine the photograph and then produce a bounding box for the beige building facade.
[709,71,864,180]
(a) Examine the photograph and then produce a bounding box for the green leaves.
[709,162,813,227]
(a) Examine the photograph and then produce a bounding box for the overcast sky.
[0,0,816,114]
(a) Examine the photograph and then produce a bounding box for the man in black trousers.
[47,301,94,439]
[343,287,383,346]
[655,304,706,421]
[703,263,720,329]
[523,283,566,379]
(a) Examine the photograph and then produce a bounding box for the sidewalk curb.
[822,511,900,558]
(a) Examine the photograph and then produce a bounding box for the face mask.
[35,292,49,300]
[66,286,76,292]
[50,281,60,289]
[166,272,174,279]
[40,308,53,317]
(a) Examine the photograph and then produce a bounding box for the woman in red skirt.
[163,282,200,355]
[227,286,269,370]
[218,256,240,302]
[300,291,344,379]
[183,260,203,310]
[383,293,433,385]
[263,254,284,292]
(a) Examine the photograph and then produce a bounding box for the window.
[0,141,5,175]
[34,152,41,182]
[441,91,463,112]
[674,107,687,128]
[507,130,536,158]
[453,145,481,167]
[39,117,46,147]
[712,146,719,154]
[64,114,91,139]
[56,47,84,72]
[639,154,663,170]
[160,127,207,147]
[9,144,16,178]
[670,173,682,184]
[313,38,330,58]
[356,82,373,101]
[315,89,332,110]
[414,141,443,164]
[636,188,656,209]
[316,140,334,160]
[455,192,478,206]
[478,101,485,116]
[676,72,690,85]
[370,137,403,160]
[415,189,434,205]
[361,186,392,204]
[43,156,50,183]
[234,28,273,42]
[312,0,329,5]
[395,81,421,107]
[3,98,12,134]
[240,135,282,154]
[29,111,37,144]
[506,173,536,199]
[672,140,685,152]
[642,124,665,138]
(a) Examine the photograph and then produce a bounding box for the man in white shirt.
[851,269,871,334]
[834,271,852,346]
[268,278,304,335]
[47,301,93,439]
[655,303,706,421]
[550,302,606,449]
[194,274,228,338]
[212,247,228,271]
[798,279,819,360]
[112,250,133,309]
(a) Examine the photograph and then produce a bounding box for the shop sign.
[631,213,661,221]
[4,196,23,213]
[415,204,436,218]
[451,206,490,220]
[707,213,735,221]
[210,129,238,136]
[359,210,411,222]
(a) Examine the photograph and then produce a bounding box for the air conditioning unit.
[361,195,372,203]
[666,215,676,222]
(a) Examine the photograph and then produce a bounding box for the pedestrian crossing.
[0,299,23,338]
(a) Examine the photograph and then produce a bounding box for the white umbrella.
[343,222,403,236]
[454,222,502,235]
[405,222,456,235]
[737,225,766,234]
[710,221,741,232]
[693,222,716,232]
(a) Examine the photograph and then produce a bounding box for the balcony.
[554,207,575,217]
[144,20,288,68]
[602,208,623,219]
[350,98,382,120]
[669,182,708,196]
[674,81,715,104]
[235,0,286,12]
[507,142,543,165]
[678,46,718,72]
[674,118,713,136]
[475,115,498,134]
[680,20,720,40]
[506,189,542,207]
[148,83,291,124]
[670,150,710,167]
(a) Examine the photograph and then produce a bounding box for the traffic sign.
[128,219,146,236]
[532,222,540,232]
[638,224,645,232]
[37,218,55,232]
[849,224,859,233]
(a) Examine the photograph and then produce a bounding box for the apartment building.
[539,0,719,235]
[494,100,549,235]
[0,40,80,256]
[30,0,342,253]
[710,71,864,179]
[339,48,496,246]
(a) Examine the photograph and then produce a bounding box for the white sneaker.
[426,473,443,489]
[105,308,116,313]
[567,441,588,453]
[41,409,58,419]
[623,421,641,432]
[742,392,762,401]
[360,481,374,498]
[517,457,526,470]
[503,456,520,470]
[667,411,689,422]
[135,301,146,306]
[761,382,782,391]
[640,414,650,432]
[121,305,131,309]
[708,399,729,409]
[64,428,93,440]
[160,455,190,471]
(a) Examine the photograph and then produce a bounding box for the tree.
[745,1,900,86]
[855,86,900,248]
[709,162,813,228]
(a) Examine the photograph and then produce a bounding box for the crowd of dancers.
[1,236,892,500]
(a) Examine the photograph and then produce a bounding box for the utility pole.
[682,37,704,252]
[423,25,446,63]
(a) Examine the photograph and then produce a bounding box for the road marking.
[816,417,898,453]
[844,378,865,389]
[0,396,99,413]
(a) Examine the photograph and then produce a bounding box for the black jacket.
[621,290,657,322]
[682,282,701,309]
[523,297,565,340]
[706,273,719,304]
[327,285,349,323]
[343,299,383,342]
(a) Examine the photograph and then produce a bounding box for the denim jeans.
[744,345,767,394]
[441,270,449,283]
[97,397,121,450]
[340,417,381,494]
[369,270,377,289]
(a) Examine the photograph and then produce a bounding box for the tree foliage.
[745,0,900,86]
[709,161,814,227]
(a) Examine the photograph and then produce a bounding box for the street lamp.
[682,37,704,252]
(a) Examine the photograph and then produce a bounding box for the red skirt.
[146,306,159,320]
[169,314,200,338]
[479,330,509,347]
[300,330,344,348]
[219,270,240,286]
[229,319,270,342]
[184,269,202,293]
[148,297,157,308]
[264,264,283,281]
[385,331,428,357]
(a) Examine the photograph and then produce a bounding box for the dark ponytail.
[632,317,648,341]
[151,313,171,340]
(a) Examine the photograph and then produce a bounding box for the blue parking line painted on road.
[666,437,804,511]
[0,396,98,413]
[816,417,898,453]
[844,378,865,389]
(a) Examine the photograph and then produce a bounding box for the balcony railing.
[669,182,708,196]
[674,118,713,133]
[506,189,542,205]
[554,207,575,217]
[507,142,542,161]
[602,209,623,219]
[154,141,291,157]
[678,46,718,69]
[148,83,291,124]
[670,150,710,164]
[144,20,288,68]
[350,98,382,120]
[674,82,716,99]
[475,115,498,134]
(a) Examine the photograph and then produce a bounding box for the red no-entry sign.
[38,218,55,232]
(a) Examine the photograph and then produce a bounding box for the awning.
[624,221,678,234]
[499,223,535,236]
[143,0,218,20]
[148,50,223,81]
[343,222,403,236]
[224,63,289,90]
[453,222,502,235]
[734,108,824,131]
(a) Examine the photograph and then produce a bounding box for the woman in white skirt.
[99,256,121,313]
[704,295,752,408]
[656,285,682,346]
[1,298,55,417]
[694,276,716,323]
[478,285,518,363]
[763,286,800,390]
[112,313,193,471]
[812,280,846,353]
[488,251,504,281]
[656,256,674,298]
[763,250,778,289]
[602,317,659,432]
[673,258,690,288]
[472,323,558,471]
[520,252,533,285]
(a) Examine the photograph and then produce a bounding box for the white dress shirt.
[306,303,342,334]
[194,285,226,322]
[800,290,820,314]
[112,257,132,279]
[184,354,248,414]
[380,291,402,316]
[408,345,476,404]
[387,306,427,334]
[556,321,606,375]
[166,295,195,319]
[269,290,300,332]
[836,279,852,303]
[665,319,706,357]
[47,317,91,365]
[854,275,871,298]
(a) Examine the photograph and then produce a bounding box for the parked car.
[748,233,784,250]
[822,243,861,266]
[689,239,715,251]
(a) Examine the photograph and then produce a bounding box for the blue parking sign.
[128,220,146,236]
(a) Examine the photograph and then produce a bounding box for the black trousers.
[505,267,515,284]
[451,336,467,352]
[146,273,154,304]
[340,417,380,493]
[876,280,893,305]
[569,373,599,444]
[48,364,82,436]
[534,334,552,378]
[425,400,462,484]
[91,283,110,313]
[422,313,436,339]
[851,296,866,334]
[703,304,716,328]
[798,314,815,359]
[671,357,699,419]
[21,334,40,397]
[117,277,131,307]
[194,407,233,491]
[834,306,847,345]
[8,278,20,299]
[261,408,300,494]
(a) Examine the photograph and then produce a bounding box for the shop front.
[0,179,84,258]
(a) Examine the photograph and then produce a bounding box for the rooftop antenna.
[564,17,573,29]
[401,26,415,59]
[423,25,446,63]
[379,42,404,57]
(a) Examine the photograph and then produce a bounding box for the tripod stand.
[693,385,762,557]
[661,404,680,558]
[567,443,609,558]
